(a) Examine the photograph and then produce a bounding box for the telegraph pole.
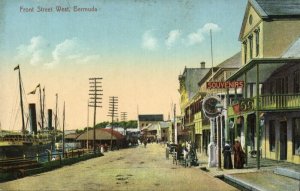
[121,112,127,138]
[121,112,127,122]
[108,96,118,151]
[89,77,103,153]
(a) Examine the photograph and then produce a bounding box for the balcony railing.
[260,94,300,110]
[228,94,300,116]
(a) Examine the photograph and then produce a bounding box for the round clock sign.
[202,95,221,118]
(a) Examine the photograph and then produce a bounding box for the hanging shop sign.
[232,98,254,114]
[206,81,244,89]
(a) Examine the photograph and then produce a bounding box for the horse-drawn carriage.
[167,143,199,167]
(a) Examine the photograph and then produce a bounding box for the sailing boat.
[0,65,52,159]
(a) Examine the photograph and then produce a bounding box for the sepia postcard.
[0,0,300,190]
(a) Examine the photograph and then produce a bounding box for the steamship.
[0,65,53,159]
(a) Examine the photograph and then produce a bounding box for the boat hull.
[0,142,52,160]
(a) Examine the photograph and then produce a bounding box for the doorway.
[247,114,256,150]
[280,121,287,160]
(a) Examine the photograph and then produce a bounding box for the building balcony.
[228,93,300,116]
[260,93,300,111]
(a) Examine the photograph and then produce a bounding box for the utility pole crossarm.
[88,105,102,108]
[89,77,103,80]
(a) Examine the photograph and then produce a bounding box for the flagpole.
[55,93,58,143]
[210,29,214,81]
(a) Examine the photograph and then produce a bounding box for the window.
[248,35,253,59]
[292,118,300,155]
[255,29,260,57]
[243,41,247,64]
[269,120,275,152]
[249,15,253,25]
[294,70,300,93]
[247,83,253,98]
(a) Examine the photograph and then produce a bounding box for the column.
[208,118,217,167]
[244,114,248,165]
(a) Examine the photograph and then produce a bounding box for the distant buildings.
[76,128,125,149]
[138,114,163,130]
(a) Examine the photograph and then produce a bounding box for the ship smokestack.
[201,62,206,69]
[48,109,53,130]
[29,103,37,135]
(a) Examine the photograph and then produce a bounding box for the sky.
[0,0,247,131]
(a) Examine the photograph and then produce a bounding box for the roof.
[126,128,140,132]
[239,0,300,40]
[216,52,241,69]
[147,123,159,131]
[282,37,300,58]
[252,0,300,17]
[141,123,158,131]
[179,67,210,99]
[64,133,80,140]
[198,52,241,86]
[159,121,171,128]
[76,128,124,141]
[138,114,163,121]
[64,130,77,135]
[102,128,124,139]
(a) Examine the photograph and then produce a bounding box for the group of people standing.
[223,138,246,169]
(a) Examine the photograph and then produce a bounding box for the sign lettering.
[206,81,244,89]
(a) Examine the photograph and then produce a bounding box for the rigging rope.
[9,78,19,131]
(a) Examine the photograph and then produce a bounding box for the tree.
[95,121,110,128]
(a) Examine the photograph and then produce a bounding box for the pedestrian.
[223,141,233,169]
[100,144,104,153]
[233,138,245,169]
[143,139,147,148]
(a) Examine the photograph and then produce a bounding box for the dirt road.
[0,144,237,191]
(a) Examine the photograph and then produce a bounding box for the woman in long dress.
[233,139,245,169]
[223,141,233,169]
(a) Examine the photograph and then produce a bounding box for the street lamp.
[215,102,224,170]
[202,95,221,168]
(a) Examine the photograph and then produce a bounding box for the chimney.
[201,62,205,69]
[29,103,37,135]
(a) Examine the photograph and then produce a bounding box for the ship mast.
[55,93,58,143]
[14,65,25,134]
[62,101,65,158]
[38,84,44,130]
[42,87,45,130]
